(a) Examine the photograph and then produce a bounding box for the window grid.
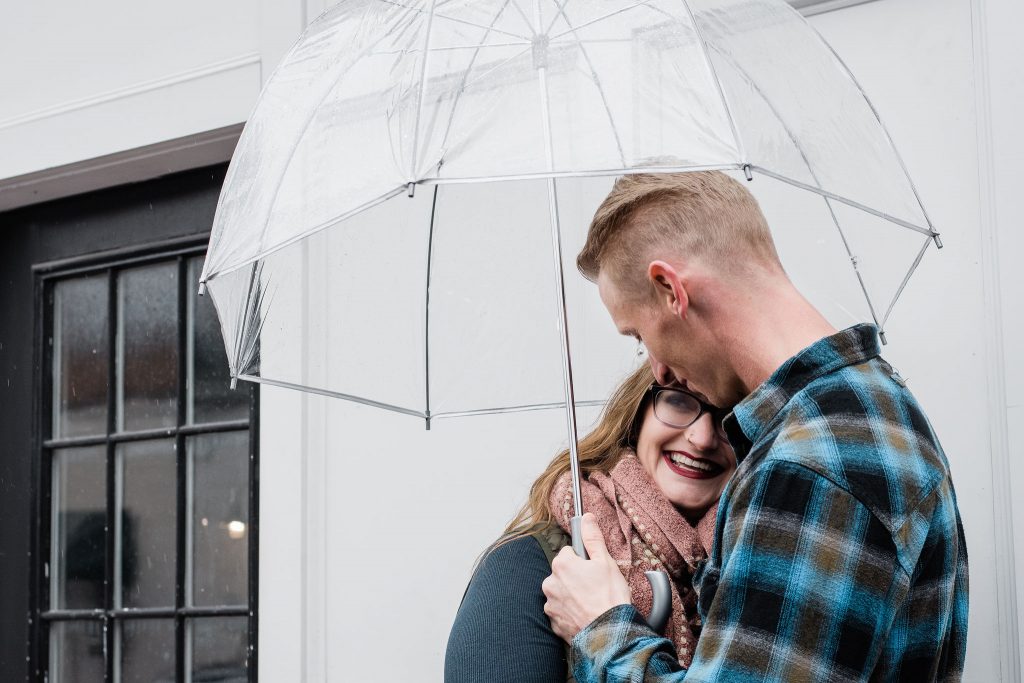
[34,240,258,683]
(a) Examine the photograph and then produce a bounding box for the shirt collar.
[723,324,881,461]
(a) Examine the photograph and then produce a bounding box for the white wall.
[0,0,317,209]
[976,0,1024,673]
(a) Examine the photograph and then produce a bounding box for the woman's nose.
[686,413,719,451]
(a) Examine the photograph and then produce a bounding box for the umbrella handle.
[570,515,672,634]
[643,571,672,634]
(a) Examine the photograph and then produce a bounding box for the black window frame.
[29,234,259,683]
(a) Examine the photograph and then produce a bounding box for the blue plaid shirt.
[572,325,968,682]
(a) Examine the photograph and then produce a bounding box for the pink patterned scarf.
[550,450,717,667]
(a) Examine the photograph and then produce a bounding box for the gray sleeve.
[444,536,568,683]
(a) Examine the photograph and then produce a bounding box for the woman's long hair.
[501,363,655,541]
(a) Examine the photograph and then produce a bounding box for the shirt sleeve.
[571,460,904,683]
[445,535,568,683]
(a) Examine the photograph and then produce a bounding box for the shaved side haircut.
[577,171,783,296]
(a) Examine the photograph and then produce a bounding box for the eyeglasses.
[649,384,729,436]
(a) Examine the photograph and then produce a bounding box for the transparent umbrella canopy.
[200,0,939,557]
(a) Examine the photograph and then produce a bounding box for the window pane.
[118,440,176,608]
[188,257,248,424]
[189,617,248,682]
[120,618,174,683]
[53,275,109,438]
[51,446,106,610]
[118,263,178,431]
[50,620,104,683]
[189,432,248,606]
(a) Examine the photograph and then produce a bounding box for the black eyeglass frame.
[647,383,730,431]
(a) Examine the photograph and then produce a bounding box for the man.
[541,171,968,682]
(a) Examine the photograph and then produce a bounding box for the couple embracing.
[446,171,968,682]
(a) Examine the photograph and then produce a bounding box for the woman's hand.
[541,513,632,641]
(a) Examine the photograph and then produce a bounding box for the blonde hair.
[500,363,655,542]
[577,171,782,292]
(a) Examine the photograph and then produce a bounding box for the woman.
[444,364,736,682]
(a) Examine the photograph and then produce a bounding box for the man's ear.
[648,261,689,320]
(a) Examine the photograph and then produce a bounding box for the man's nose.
[686,413,718,451]
[648,354,672,386]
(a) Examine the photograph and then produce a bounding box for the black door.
[0,165,259,682]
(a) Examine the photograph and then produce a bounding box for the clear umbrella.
[200,0,940,614]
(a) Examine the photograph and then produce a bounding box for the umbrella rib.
[674,0,747,163]
[509,0,537,35]
[377,0,531,40]
[707,45,883,330]
[801,11,939,241]
[423,185,440,424]
[548,1,651,42]
[240,19,418,281]
[543,0,573,36]
[409,0,440,181]
[451,43,536,100]
[375,41,531,54]
[416,162,743,184]
[751,167,936,237]
[235,375,428,418]
[237,276,276,376]
[233,376,609,421]
[550,3,627,166]
[436,0,520,164]
[881,236,933,326]
[707,43,934,237]
[207,186,407,283]
[432,400,608,420]
[210,161,749,282]
[231,262,261,377]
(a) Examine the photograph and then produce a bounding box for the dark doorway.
[0,165,259,682]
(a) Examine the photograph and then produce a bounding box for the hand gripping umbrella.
[200,0,941,633]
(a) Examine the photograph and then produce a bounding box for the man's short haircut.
[577,171,782,293]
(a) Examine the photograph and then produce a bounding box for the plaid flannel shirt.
[572,324,968,682]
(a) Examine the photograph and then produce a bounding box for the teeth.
[669,452,715,472]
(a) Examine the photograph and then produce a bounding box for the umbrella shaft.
[546,175,584,519]
[535,24,584,521]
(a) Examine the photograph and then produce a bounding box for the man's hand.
[542,513,632,641]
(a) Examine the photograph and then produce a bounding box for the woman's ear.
[647,260,689,319]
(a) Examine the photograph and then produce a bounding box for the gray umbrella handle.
[643,570,672,634]
[570,515,589,559]
[571,515,671,634]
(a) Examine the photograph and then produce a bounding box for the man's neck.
[711,279,837,397]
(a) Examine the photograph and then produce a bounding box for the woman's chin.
[658,477,721,519]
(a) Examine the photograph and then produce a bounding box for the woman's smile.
[662,450,727,480]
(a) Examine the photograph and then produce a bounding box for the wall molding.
[972,0,1021,678]
[0,53,260,132]
[791,0,881,16]
[0,123,243,213]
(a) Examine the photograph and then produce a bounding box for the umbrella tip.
[933,233,944,249]
[743,164,753,182]
[198,281,207,297]
[407,182,416,198]
[879,330,888,346]
[424,415,432,431]
[230,376,238,390]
